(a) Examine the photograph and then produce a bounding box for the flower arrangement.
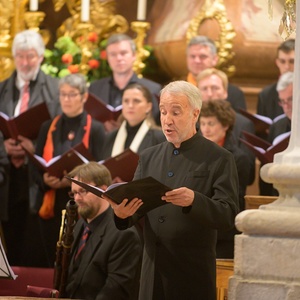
[41,33,156,83]
[41,33,111,83]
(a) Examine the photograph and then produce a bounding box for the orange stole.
[187,72,197,86]
[39,114,92,219]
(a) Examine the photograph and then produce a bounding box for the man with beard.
[0,30,61,266]
[66,162,142,300]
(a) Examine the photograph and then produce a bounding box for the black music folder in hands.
[0,102,51,140]
[240,131,290,164]
[26,143,94,178]
[239,108,285,138]
[100,149,139,182]
[65,176,172,215]
[85,93,122,123]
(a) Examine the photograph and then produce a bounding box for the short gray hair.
[12,30,45,57]
[106,33,136,52]
[160,80,202,110]
[277,72,293,92]
[59,74,88,94]
[187,35,217,55]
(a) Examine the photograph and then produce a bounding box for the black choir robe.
[116,132,239,300]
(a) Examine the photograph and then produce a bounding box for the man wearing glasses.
[65,162,142,300]
[260,71,293,196]
[257,39,295,120]
[268,71,293,143]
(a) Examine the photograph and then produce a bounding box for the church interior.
[0,0,299,299]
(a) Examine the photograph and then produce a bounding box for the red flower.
[61,53,73,64]
[68,64,79,73]
[88,59,100,69]
[88,32,98,43]
[100,50,107,60]
[77,36,84,43]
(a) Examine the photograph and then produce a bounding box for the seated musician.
[65,162,142,299]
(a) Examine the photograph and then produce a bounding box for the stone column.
[229,2,300,299]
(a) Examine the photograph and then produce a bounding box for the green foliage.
[42,35,156,83]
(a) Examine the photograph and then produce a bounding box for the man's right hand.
[102,196,143,219]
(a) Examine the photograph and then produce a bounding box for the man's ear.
[194,108,200,121]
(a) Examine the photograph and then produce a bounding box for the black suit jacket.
[232,112,256,184]
[257,82,284,120]
[89,73,161,124]
[268,116,291,143]
[0,69,61,215]
[216,133,250,258]
[66,208,142,300]
[227,83,247,112]
[0,70,61,118]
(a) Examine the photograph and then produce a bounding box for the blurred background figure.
[0,30,60,267]
[102,83,165,177]
[102,83,165,241]
[260,71,293,197]
[89,33,161,131]
[197,67,255,185]
[268,71,293,144]
[199,100,250,258]
[257,39,295,120]
[186,35,246,112]
[33,74,105,267]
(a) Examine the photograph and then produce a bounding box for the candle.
[81,0,90,22]
[30,0,38,11]
[137,0,147,21]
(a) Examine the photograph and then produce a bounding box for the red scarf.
[39,114,92,219]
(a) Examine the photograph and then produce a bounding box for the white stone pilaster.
[229,2,300,298]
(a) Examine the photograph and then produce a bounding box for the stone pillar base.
[229,277,300,300]
[228,209,300,299]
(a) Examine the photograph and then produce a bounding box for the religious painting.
[241,0,295,42]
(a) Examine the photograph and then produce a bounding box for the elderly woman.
[199,99,250,258]
[33,73,106,267]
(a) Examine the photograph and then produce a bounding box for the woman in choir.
[33,73,105,267]
[102,83,165,180]
[199,99,250,258]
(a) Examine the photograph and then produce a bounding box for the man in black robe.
[104,81,239,300]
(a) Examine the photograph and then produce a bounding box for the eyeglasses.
[278,98,293,106]
[68,188,88,198]
[59,93,81,99]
